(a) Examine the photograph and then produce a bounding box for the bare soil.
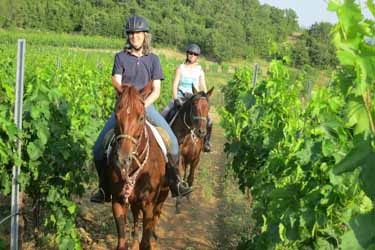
[1,63,252,250]
[77,110,235,250]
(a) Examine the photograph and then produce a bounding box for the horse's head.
[183,86,214,138]
[114,81,153,170]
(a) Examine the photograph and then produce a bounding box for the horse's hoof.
[132,240,139,250]
[132,232,140,241]
[152,231,159,241]
[175,198,181,214]
[150,240,157,250]
[117,246,128,250]
[175,205,181,214]
[186,193,192,202]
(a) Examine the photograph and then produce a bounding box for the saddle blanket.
[146,121,168,162]
[105,123,169,163]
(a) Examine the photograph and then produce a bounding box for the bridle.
[114,118,150,203]
[182,94,209,143]
[115,125,150,171]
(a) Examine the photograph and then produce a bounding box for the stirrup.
[203,142,212,152]
[90,188,110,203]
[177,181,193,197]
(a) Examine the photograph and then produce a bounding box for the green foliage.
[0,45,112,248]
[290,22,338,69]
[220,2,375,249]
[0,0,299,62]
[0,44,174,248]
[290,35,310,67]
[0,29,124,49]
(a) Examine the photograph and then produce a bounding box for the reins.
[116,125,150,173]
[115,124,150,203]
[181,95,208,144]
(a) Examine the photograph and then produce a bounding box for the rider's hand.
[116,88,123,97]
[174,98,183,107]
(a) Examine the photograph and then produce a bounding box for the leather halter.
[115,124,150,203]
[182,95,208,129]
[115,125,149,172]
[181,95,208,143]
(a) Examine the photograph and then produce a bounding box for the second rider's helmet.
[186,43,201,55]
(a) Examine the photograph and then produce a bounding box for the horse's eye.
[139,116,144,122]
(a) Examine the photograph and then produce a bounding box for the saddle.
[165,106,179,125]
[165,93,193,125]
[103,121,171,163]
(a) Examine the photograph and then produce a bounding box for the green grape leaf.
[337,50,357,66]
[342,212,375,250]
[27,141,43,161]
[0,172,11,195]
[47,188,59,203]
[359,155,375,201]
[367,0,375,19]
[346,101,370,134]
[58,237,75,250]
[333,138,372,175]
[279,223,287,242]
[328,0,341,11]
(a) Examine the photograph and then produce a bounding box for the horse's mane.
[116,84,145,114]
[194,91,208,99]
[182,91,208,109]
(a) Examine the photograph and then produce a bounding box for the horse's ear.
[206,87,214,97]
[192,85,198,95]
[141,80,153,99]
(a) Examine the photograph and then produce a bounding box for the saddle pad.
[146,121,168,162]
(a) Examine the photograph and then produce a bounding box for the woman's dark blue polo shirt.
[111,50,164,90]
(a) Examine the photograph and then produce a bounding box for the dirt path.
[77,109,230,250]
[156,110,224,250]
[0,72,252,250]
[76,72,252,250]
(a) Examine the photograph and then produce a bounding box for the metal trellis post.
[252,63,259,87]
[11,39,25,250]
[307,80,313,102]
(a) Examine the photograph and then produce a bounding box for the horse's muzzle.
[197,128,207,138]
[118,153,133,170]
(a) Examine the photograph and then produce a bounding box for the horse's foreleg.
[188,159,200,188]
[176,154,185,213]
[131,204,141,249]
[153,186,169,240]
[179,153,187,182]
[140,204,155,250]
[112,198,128,250]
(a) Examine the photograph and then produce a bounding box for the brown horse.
[107,82,169,250]
[170,87,213,212]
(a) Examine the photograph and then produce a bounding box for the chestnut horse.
[107,82,169,250]
[170,87,213,212]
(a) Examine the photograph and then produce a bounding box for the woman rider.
[90,15,192,203]
[161,43,213,152]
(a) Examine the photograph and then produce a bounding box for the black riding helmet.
[125,15,150,34]
[186,43,201,55]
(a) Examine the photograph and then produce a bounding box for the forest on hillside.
[0,0,336,67]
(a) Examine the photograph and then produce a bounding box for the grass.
[195,161,215,200]
[217,169,253,249]
[0,28,124,49]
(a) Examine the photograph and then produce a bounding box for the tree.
[1,0,301,61]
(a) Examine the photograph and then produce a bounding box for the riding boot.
[90,159,111,203]
[166,154,192,197]
[203,118,213,152]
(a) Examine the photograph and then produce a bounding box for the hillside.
[0,0,299,61]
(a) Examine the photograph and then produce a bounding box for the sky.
[259,0,372,28]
